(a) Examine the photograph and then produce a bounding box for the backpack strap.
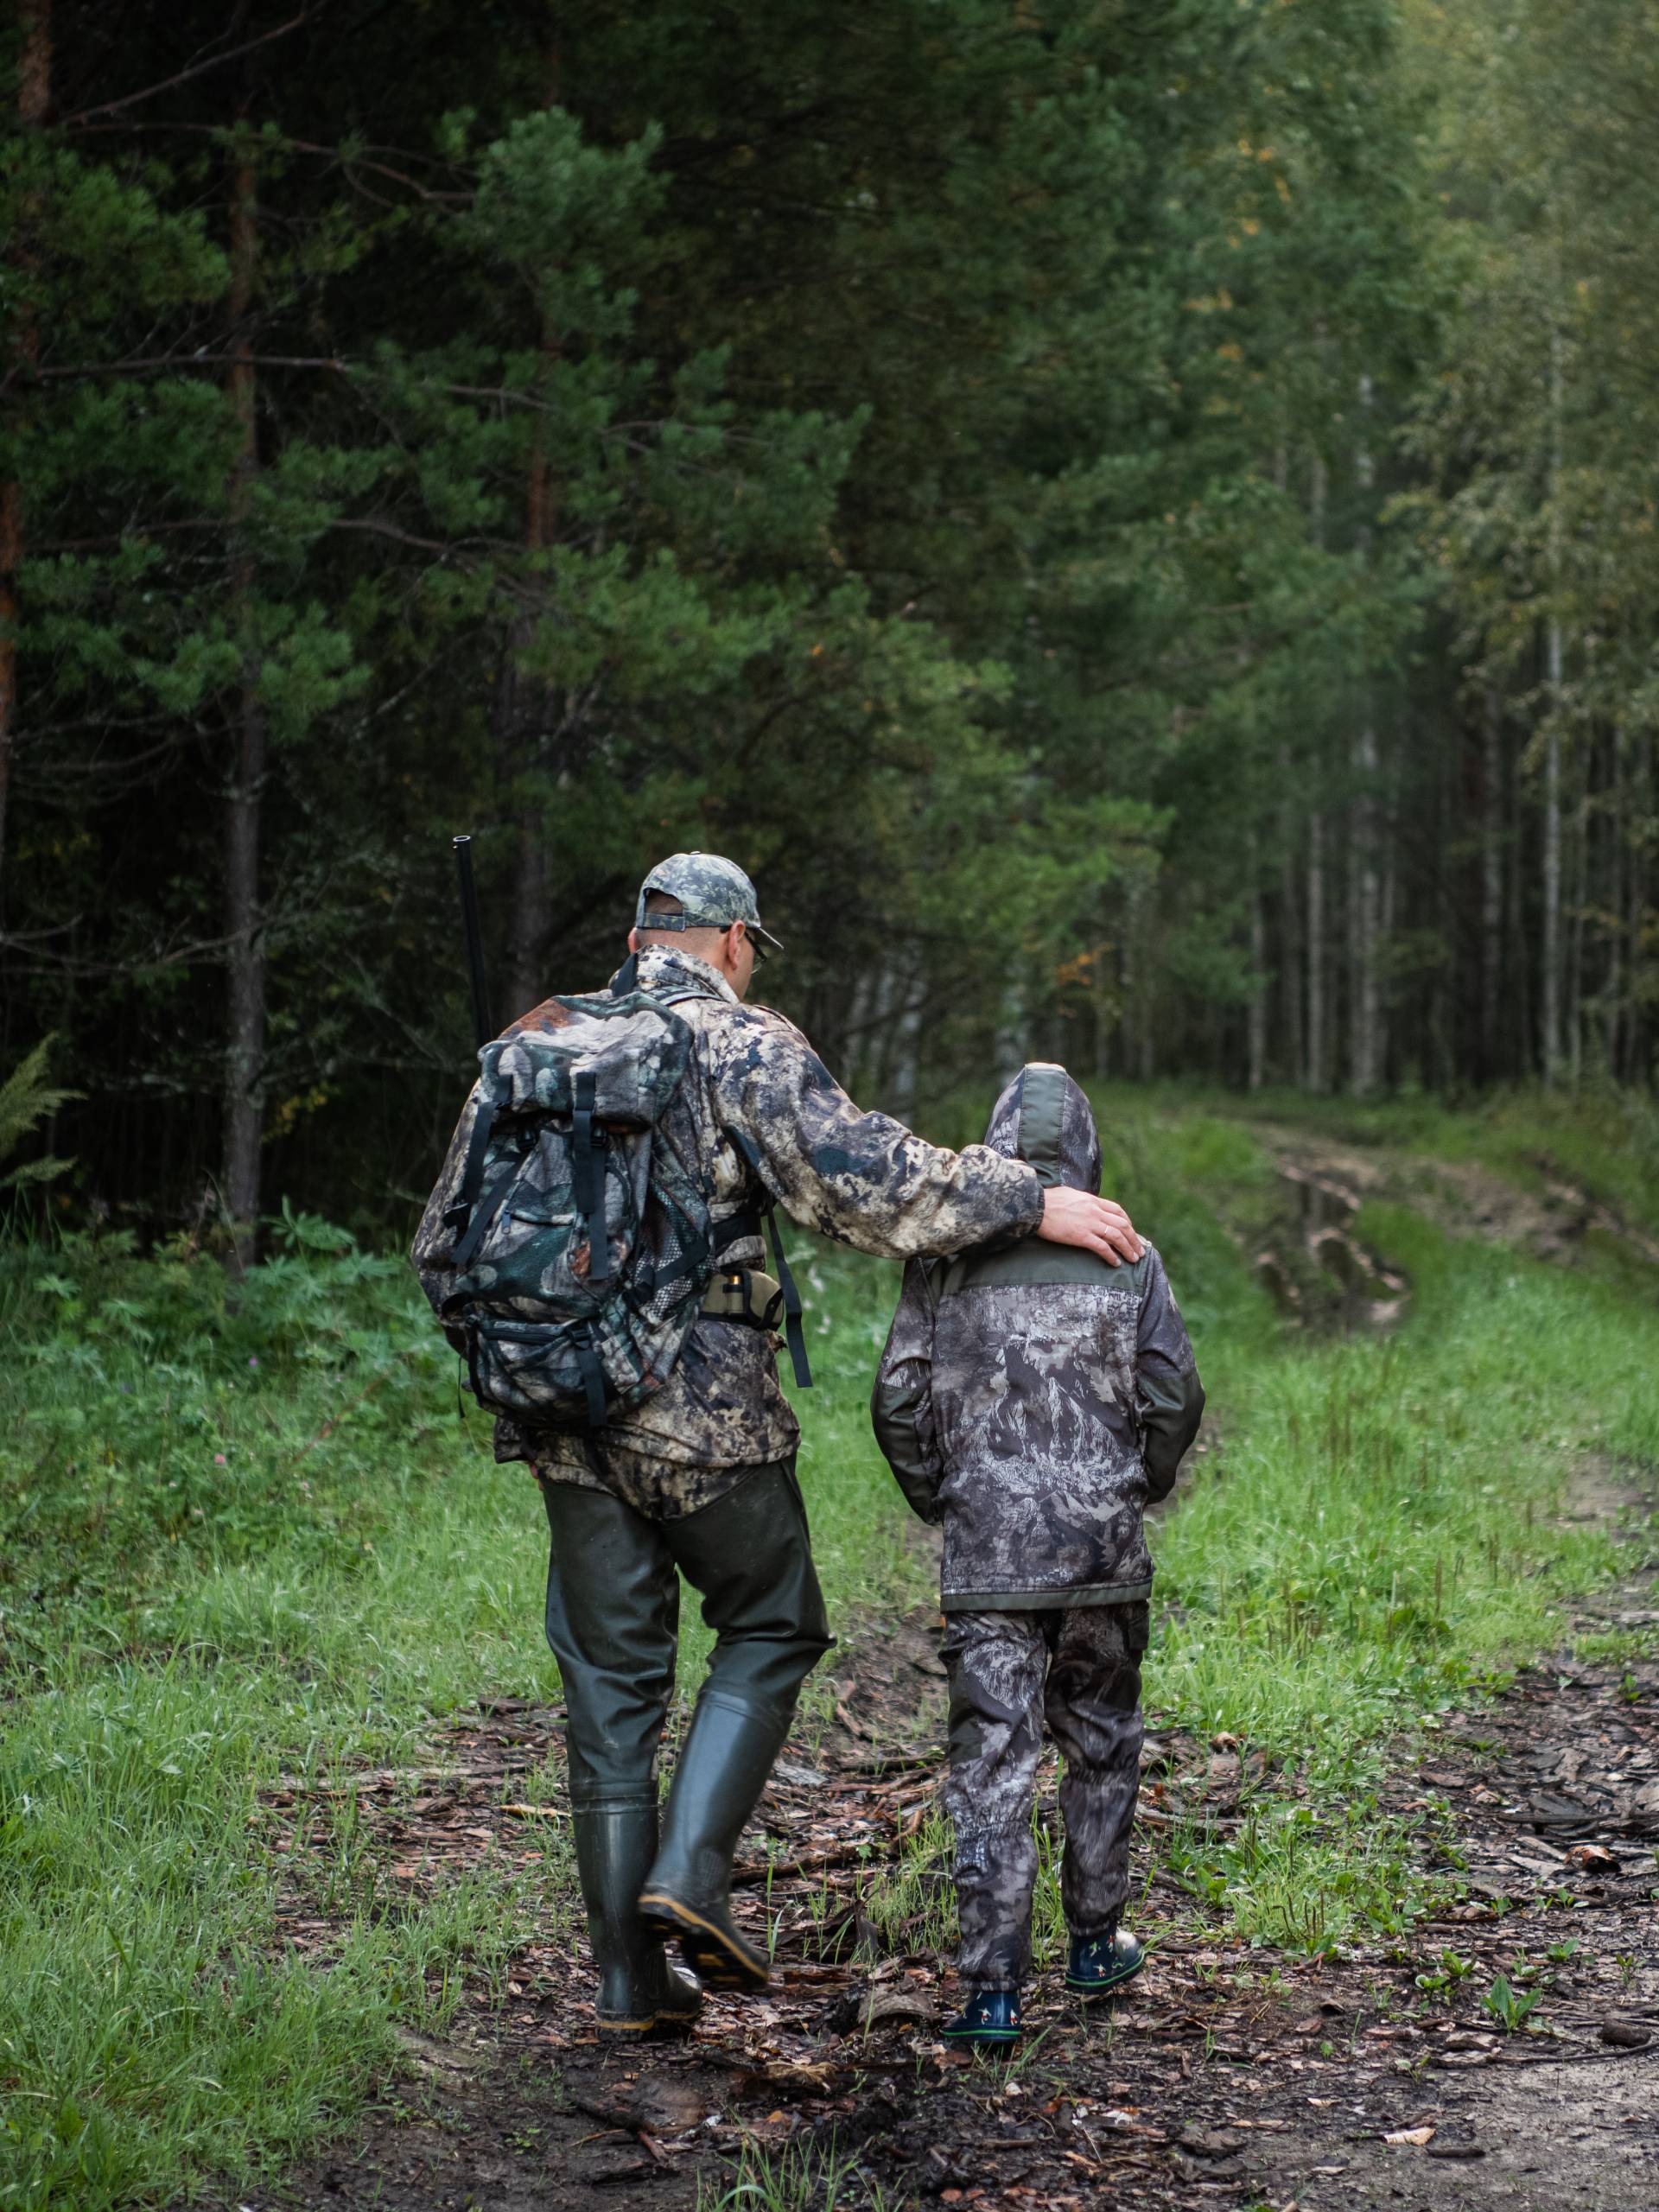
[451,1167,514,1270]
[570,1065,610,1286]
[575,1322,609,1429]
[726,1128,811,1391]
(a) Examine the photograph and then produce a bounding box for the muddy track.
[1252,1124,1659,1277]
[219,1141,1659,2212]
[232,1529,1659,2212]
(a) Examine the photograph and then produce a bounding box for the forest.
[3,12,1659,2212]
[3,0,1656,1245]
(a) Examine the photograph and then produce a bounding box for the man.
[416,852,1143,2039]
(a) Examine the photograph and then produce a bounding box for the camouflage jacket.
[416,944,1044,1519]
[871,1064,1204,1609]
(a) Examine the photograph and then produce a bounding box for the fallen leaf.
[1384,2125,1435,2146]
[1178,2128,1243,2159]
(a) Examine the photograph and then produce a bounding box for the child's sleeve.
[870,1258,944,1523]
[1135,1246,1205,1502]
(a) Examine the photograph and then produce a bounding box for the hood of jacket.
[982,1061,1101,1193]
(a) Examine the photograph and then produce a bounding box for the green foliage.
[2,0,1486,1231]
[0,1096,1651,2202]
[1483,1972,1541,2034]
[696,2136,873,2212]
[0,1038,78,1194]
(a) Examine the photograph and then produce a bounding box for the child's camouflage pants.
[941,1602,1147,1991]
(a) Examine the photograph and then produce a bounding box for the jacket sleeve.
[870,1260,944,1523]
[1135,1246,1205,1502]
[721,1010,1044,1259]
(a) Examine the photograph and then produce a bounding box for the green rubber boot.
[572,1802,703,2038]
[1065,1921,1145,2001]
[637,1692,790,1993]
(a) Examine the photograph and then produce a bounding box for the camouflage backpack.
[417,987,783,1429]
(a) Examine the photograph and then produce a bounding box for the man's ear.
[626,925,641,953]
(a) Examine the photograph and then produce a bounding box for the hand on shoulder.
[1036,1185,1143,1266]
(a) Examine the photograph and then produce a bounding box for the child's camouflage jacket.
[871,1063,1204,1609]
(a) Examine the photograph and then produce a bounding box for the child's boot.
[942,1986,1023,2050]
[1065,1916,1144,2000]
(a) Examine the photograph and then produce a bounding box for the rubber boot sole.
[940,2023,1021,2050]
[1065,1949,1145,2001]
[596,2008,701,2041]
[636,1891,769,1993]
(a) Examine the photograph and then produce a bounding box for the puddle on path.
[1254,1165,1409,1332]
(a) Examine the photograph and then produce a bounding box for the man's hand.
[1037,1185,1143,1266]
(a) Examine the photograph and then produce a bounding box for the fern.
[0,1036,81,1192]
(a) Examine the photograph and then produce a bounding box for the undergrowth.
[1,1095,1654,2206]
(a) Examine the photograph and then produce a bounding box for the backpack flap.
[423,988,714,1432]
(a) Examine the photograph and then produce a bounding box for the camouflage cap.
[634,851,783,957]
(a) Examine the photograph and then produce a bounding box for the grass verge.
[2,1096,1655,2203]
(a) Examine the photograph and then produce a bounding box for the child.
[871,1063,1204,2049]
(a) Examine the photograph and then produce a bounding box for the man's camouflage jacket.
[414,943,1044,1518]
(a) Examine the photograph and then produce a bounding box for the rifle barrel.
[453,834,492,1054]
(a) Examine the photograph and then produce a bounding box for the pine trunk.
[1566,769,1586,1087]
[1247,859,1266,1093]
[503,45,563,1021]
[0,0,51,919]
[1306,812,1325,1091]
[1541,624,1563,1084]
[1541,324,1566,1086]
[221,150,267,1272]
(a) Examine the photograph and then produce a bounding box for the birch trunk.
[1602,734,1622,1077]
[1303,448,1329,1093]
[1277,747,1303,1086]
[0,0,51,918]
[890,974,922,1122]
[222,149,267,1270]
[1306,814,1325,1092]
[1480,689,1503,1077]
[1349,375,1381,1095]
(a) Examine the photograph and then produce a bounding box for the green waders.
[541,1459,831,2024]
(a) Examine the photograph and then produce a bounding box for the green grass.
[2,1096,1656,2205]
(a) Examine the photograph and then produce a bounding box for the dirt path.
[1251,1123,1659,1276]
[242,1532,1658,2212]
[227,1138,1659,2212]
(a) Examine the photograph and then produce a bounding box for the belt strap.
[702,1268,785,1329]
[725,1129,811,1390]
